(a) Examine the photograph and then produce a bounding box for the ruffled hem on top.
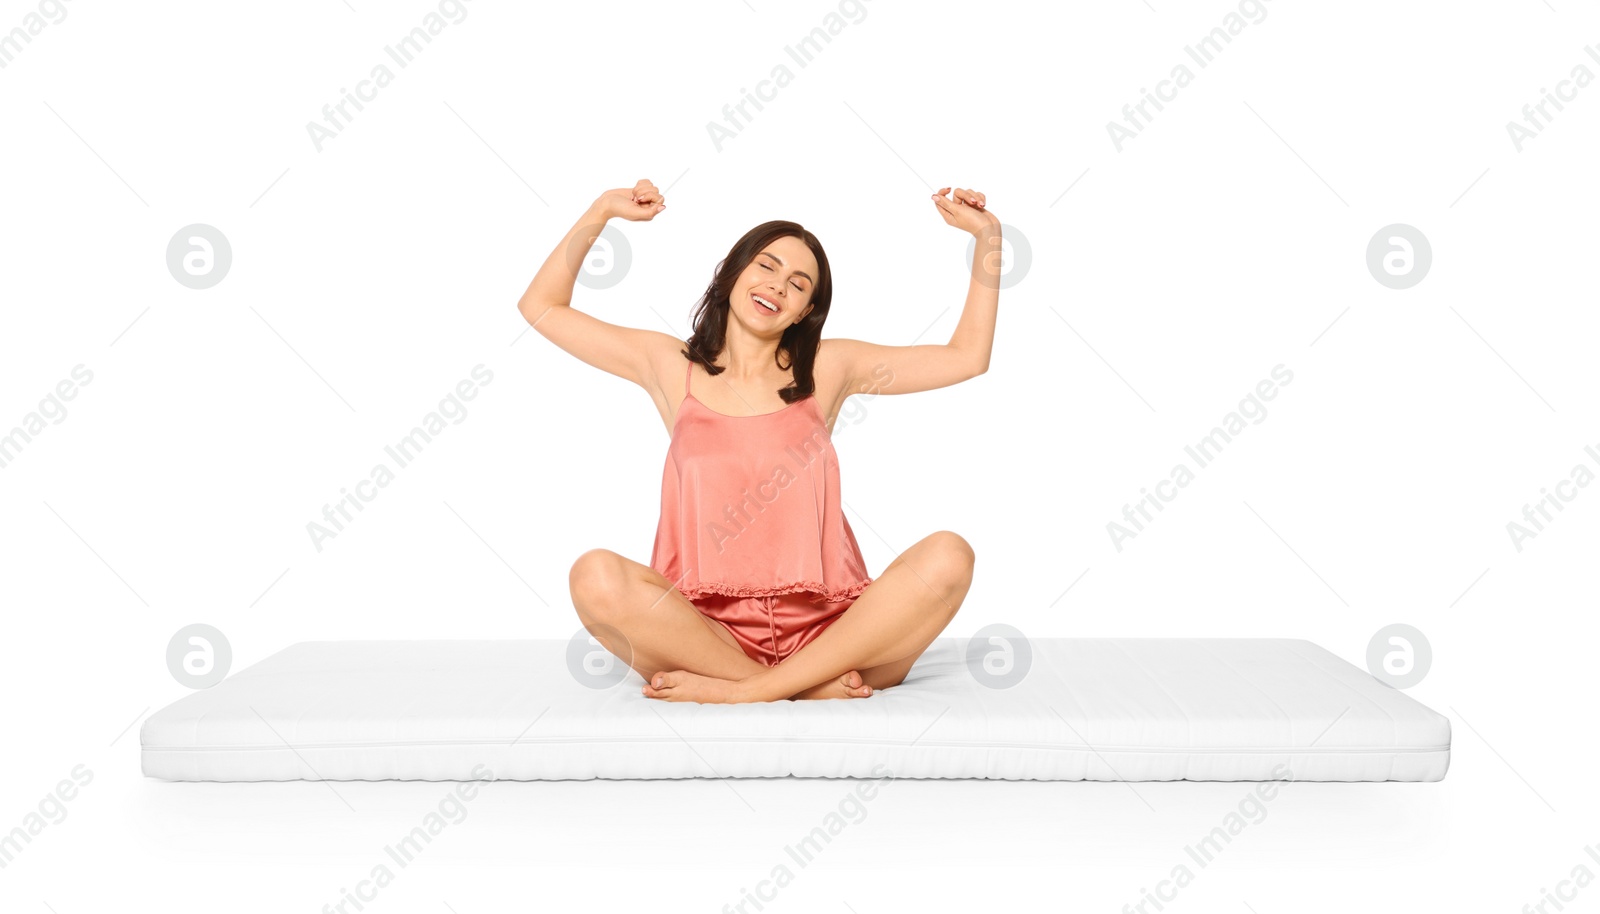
[678,577,874,604]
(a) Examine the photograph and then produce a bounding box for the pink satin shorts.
[694,591,855,668]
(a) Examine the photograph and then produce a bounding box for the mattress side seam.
[142,739,1454,754]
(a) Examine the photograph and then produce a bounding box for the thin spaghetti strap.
[684,357,693,397]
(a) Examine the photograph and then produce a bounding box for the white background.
[2,0,1596,911]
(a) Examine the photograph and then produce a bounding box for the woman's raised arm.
[825,187,1001,397]
[516,180,680,388]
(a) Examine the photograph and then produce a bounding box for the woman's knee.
[926,530,975,570]
[569,548,629,614]
[921,530,976,592]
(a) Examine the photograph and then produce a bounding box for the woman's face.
[730,235,818,336]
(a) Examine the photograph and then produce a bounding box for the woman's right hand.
[596,179,666,222]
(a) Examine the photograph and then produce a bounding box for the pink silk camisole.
[650,356,874,604]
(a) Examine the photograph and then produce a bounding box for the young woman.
[517,178,1000,703]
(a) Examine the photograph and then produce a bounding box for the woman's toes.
[842,670,872,697]
[642,671,672,697]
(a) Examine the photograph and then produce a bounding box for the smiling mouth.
[752,293,780,314]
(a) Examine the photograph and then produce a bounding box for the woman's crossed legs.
[568,530,975,703]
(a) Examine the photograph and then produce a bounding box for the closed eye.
[759,260,806,292]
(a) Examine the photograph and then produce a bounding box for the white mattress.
[140,637,1451,782]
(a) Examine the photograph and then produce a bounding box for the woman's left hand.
[930,186,999,235]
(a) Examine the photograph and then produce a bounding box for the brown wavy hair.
[681,220,833,404]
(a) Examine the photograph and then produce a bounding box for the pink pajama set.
[650,358,874,667]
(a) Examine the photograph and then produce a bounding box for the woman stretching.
[517,178,1000,703]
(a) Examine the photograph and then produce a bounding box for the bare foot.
[789,669,873,701]
[642,670,749,703]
